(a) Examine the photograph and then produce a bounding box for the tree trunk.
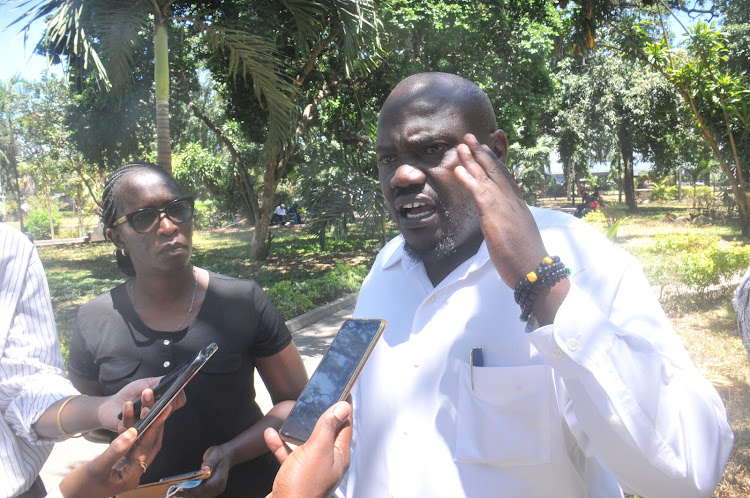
[6,114,25,231]
[617,155,622,203]
[565,158,574,203]
[154,20,171,174]
[46,181,55,240]
[621,141,636,211]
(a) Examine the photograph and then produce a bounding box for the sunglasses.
[112,197,195,234]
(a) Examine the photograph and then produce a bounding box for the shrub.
[640,232,750,293]
[268,263,370,319]
[650,184,678,201]
[26,209,61,240]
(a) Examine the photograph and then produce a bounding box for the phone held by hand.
[279,319,386,445]
[132,342,219,440]
[118,360,188,421]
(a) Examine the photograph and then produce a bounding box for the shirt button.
[567,339,580,351]
[426,295,435,304]
[609,414,621,426]
[552,349,564,360]
[163,339,171,346]
[163,361,171,368]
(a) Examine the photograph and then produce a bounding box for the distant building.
[548,152,654,184]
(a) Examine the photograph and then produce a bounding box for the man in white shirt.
[338,72,733,497]
[0,223,168,498]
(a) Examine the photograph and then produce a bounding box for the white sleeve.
[528,259,733,497]
[0,234,78,444]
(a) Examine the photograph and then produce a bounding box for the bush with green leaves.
[649,184,678,201]
[26,209,61,240]
[267,263,370,320]
[640,232,750,293]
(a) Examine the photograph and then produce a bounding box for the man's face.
[376,92,490,260]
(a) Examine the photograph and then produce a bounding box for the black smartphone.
[118,360,189,420]
[132,342,218,439]
[279,319,386,445]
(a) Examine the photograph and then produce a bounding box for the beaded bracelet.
[513,256,571,322]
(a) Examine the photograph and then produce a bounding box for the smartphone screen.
[133,342,218,439]
[279,319,385,445]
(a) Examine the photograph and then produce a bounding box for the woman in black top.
[69,162,308,498]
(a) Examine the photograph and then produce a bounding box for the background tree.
[5,0,300,174]
[0,75,29,230]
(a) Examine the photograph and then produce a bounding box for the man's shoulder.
[371,234,405,271]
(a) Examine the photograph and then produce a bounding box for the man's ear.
[489,130,509,165]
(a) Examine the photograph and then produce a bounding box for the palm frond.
[93,1,152,98]
[278,0,325,56]
[202,24,297,154]
[330,0,380,76]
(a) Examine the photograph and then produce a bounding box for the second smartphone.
[279,318,386,445]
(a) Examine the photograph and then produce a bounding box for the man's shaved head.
[381,72,497,136]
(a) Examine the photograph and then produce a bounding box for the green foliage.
[649,184,678,201]
[682,186,713,199]
[267,263,369,320]
[26,209,61,240]
[641,232,750,293]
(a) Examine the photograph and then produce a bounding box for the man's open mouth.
[401,201,436,219]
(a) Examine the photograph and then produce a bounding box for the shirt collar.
[380,235,493,278]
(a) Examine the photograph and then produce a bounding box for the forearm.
[34,395,108,439]
[218,401,295,467]
[529,282,733,496]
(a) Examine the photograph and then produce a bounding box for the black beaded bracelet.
[513,256,571,322]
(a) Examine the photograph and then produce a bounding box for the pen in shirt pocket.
[470,346,484,390]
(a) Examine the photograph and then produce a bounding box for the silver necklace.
[129,268,198,331]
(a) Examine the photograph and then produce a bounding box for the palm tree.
[3,0,306,174]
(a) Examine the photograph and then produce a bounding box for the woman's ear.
[107,227,125,250]
[489,130,509,165]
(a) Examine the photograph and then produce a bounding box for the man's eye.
[378,155,396,166]
[424,144,446,154]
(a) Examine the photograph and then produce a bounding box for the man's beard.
[402,207,463,262]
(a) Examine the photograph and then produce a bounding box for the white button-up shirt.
[339,207,733,498]
[0,224,79,497]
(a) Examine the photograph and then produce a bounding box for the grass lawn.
[36,197,750,496]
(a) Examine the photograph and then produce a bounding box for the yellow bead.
[543,256,553,265]
[527,271,538,283]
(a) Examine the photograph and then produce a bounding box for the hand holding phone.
[279,319,385,445]
[132,342,218,440]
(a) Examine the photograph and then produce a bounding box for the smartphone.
[118,359,189,420]
[279,319,386,445]
[132,342,218,439]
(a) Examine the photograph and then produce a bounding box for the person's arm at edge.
[33,377,164,438]
[263,401,352,498]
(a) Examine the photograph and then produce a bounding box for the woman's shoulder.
[78,281,128,317]
[207,271,261,292]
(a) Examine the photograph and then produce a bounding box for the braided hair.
[101,162,181,276]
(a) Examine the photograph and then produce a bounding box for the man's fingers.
[264,427,293,464]
[308,401,352,450]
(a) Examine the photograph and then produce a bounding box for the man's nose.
[390,162,426,189]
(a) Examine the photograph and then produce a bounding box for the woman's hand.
[59,391,173,497]
[177,445,232,498]
[264,401,353,498]
[96,377,162,431]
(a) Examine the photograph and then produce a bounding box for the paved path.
[39,304,354,495]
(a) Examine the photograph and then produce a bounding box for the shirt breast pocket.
[455,363,552,468]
